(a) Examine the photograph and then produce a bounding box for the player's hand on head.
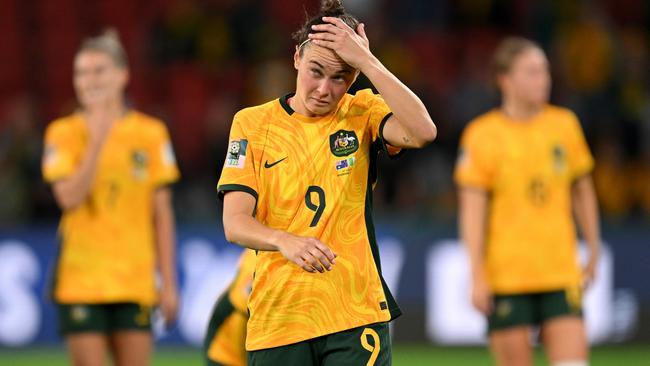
[274,232,337,273]
[308,17,372,70]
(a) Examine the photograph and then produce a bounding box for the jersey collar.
[279,93,295,115]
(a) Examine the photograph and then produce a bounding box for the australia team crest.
[329,130,359,157]
[552,143,567,173]
[132,150,149,180]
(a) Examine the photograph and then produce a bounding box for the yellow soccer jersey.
[217,89,402,351]
[207,250,256,366]
[454,106,594,294]
[42,111,179,305]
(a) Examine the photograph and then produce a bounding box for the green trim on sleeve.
[378,112,406,160]
[217,184,258,201]
[572,166,594,182]
[217,184,259,216]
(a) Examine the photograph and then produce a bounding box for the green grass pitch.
[1,344,648,365]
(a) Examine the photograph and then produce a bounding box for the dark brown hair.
[292,0,360,55]
[491,36,543,81]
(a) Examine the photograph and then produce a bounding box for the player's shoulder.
[129,111,175,143]
[347,88,382,108]
[45,113,85,141]
[233,99,278,127]
[130,110,167,131]
[543,104,578,121]
[542,105,582,132]
[463,109,503,138]
[45,113,82,135]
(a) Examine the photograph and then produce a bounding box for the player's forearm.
[154,188,178,289]
[52,143,103,210]
[459,187,489,280]
[360,57,437,147]
[572,175,601,254]
[223,213,283,251]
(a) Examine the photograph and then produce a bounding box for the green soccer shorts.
[488,287,583,333]
[57,302,152,335]
[248,322,392,366]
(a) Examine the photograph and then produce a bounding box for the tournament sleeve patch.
[456,147,469,167]
[43,144,58,168]
[161,142,177,167]
[225,139,248,169]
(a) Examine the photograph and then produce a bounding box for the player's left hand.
[582,248,600,289]
[308,17,373,70]
[158,285,179,326]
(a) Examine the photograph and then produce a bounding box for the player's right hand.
[86,111,114,144]
[471,275,493,315]
[273,232,337,273]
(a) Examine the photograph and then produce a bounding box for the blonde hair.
[77,29,128,68]
[491,36,543,82]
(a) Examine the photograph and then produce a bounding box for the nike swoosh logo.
[264,157,287,168]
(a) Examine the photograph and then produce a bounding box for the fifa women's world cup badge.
[225,139,248,169]
[329,130,359,157]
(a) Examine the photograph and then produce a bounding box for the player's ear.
[123,68,130,85]
[118,68,130,89]
[496,73,508,93]
[293,46,301,70]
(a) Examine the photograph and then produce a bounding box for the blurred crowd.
[1,0,649,226]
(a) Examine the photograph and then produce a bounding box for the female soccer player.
[217,1,436,364]
[42,30,180,366]
[455,37,601,366]
[204,250,256,366]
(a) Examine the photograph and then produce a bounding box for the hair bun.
[102,28,120,43]
[320,0,345,16]
[292,0,358,48]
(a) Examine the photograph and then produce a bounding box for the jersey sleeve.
[566,112,595,179]
[361,90,403,158]
[217,112,259,201]
[454,122,496,189]
[42,121,78,183]
[149,123,180,187]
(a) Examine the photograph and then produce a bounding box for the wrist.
[268,230,287,251]
[471,265,487,282]
[358,55,382,77]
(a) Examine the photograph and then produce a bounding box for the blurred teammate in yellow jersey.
[455,37,601,366]
[217,1,436,364]
[42,30,180,366]
[204,250,256,366]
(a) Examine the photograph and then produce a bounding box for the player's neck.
[287,95,310,117]
[500,99,544,122]
[81,99,128,121]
